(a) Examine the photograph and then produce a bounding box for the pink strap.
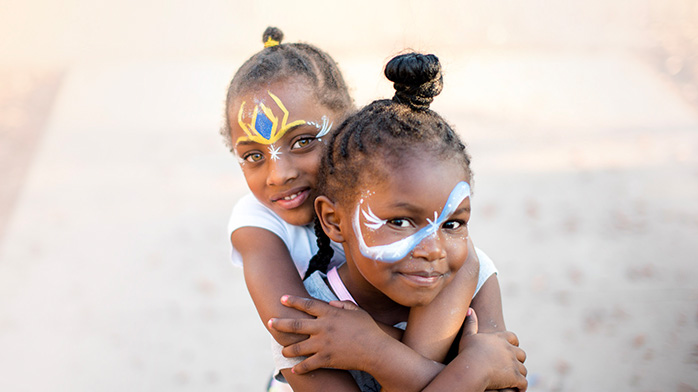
[327,267,357,305]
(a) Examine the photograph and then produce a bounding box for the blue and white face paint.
[352,181,471,263]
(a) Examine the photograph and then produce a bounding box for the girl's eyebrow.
[235,140,260,147]
[286,122,319,136]
[386,203,470,216]
[450,207,471,217]
[386,202,422,213]
[234,140,265,151]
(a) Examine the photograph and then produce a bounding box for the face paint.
[352,181,471,263]
[236,91,307,145]
[268,144,282,161]
[308,115,333,140]
[236,91,334,148]
[362,205,387,230]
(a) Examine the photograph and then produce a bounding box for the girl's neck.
[336,263,409,326]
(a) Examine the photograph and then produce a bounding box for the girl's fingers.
[328,300,360,310]
[281,339,318,359]
[519,361,528,377]
[280,295,331,317]
[518,371,529,392]
[503,331,520,347]
[516,346,527,363]
[514,371,528,392]
[268,317,319,335]
[462,308,478,336]
[291,355,326,375]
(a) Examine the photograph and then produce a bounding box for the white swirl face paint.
[362,205,387,230]
[308,115,333,140]
[352,181,471,263]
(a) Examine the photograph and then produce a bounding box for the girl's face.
[338,156,471,307]
[230,80,339,226]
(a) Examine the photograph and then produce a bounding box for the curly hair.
[221,27,353,152]
[304,52,473,280]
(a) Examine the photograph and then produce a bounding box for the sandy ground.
[1,1,697,391]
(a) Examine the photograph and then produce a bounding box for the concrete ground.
[1,1,697,391]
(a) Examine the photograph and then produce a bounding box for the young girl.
[223,28,513,389]
[267,52,527,391]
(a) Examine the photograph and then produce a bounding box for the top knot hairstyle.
[303,52,474,279]
[262,26,283,47]
[221,27,353,151]
[386,53,443,111]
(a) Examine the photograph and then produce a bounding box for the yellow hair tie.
[264,37,280,48]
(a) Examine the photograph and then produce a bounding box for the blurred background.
[1,0,697,390]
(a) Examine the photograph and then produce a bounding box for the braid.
[304,216,335,280]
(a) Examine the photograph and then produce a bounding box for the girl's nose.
[411,232,446,261]
[266,155,298,186]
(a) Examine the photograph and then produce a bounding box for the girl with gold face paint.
[224,28,515,391]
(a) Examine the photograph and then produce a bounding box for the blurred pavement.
[1,1,697,391]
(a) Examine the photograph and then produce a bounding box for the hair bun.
[262,27,284,47]
[384,53,443,111]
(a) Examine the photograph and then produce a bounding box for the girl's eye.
[244,152,264,163]
[442,220,465,230]
[291,137,315,150]
[387,218,411,228]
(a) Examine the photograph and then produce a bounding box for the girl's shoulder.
[228,193,295,235]
[228,193,320,273]
[473,247,498,295]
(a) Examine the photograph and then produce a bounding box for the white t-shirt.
[227,193,497,287]
[227,193,345,276]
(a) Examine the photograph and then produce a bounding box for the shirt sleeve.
[474,247,498,296]
[227,194,288,268]
[271,338,304,372]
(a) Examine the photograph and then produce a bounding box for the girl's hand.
[460,309,528,392]
[268,295,391,375]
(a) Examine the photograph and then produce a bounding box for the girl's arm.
[281,368,362,392]
[232,226,314,346]
[402,236,480,362]
[271,301,527,391]
[470,274,515,392]
[422,309,527,392]
[470,274,506,333]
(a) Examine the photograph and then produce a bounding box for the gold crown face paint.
[352,181,471,263]
[235,91,334,167]
[236,91,307,145]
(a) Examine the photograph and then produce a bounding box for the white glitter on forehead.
[268,144,282,161]
[352,181,471,263]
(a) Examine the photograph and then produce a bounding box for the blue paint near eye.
[353,181,471,263]
[255,111,273,140]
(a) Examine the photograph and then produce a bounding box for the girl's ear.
[315,195,345,243]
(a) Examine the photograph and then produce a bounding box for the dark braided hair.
[303,215,335,279]
[303,52,473,280]
[221,26,354,152]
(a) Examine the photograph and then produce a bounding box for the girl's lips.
[398,272,444,287]
[272,188,310,210]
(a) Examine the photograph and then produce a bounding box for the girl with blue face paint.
[268,53,527,392]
